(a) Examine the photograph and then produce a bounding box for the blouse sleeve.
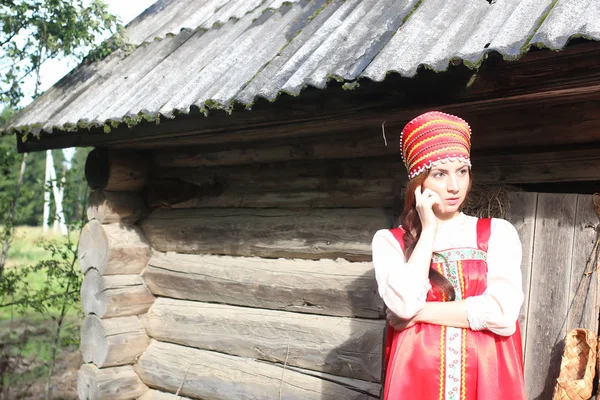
[371,229,432,319]
[465,219,524,336]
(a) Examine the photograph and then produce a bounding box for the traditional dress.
[372,214,526,400]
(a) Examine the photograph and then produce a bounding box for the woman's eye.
[458,169,468,176]
[434,172,443,178]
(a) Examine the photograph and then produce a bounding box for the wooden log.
[135,340,381,400]
[85,148,148,192]
[524,193,577,399]
[81,269,155,318]
[78,220,151,275]
[81,315,149,368]
[87,190,146,224]
[143,298,384,382]
[77,364,148,400]
[140,208,391,262]
[144,175,398,209]
[138,389,192,400]
[143,252,384,318]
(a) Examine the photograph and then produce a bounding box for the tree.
[1,0,123,106]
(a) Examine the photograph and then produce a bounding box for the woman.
[372,111,526,400]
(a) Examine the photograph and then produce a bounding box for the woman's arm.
[388,300,469,330]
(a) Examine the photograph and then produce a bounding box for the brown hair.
[400,171,456,301]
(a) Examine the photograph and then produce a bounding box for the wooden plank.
[139,208,392,262]
[143,298,384,382]
[567,194,600,332]
[77,364,148,400]
[142,252,384,319]
[524,193,577,400]
[505,191,537,351]
[87,190,146,225]
[134,340,381,400]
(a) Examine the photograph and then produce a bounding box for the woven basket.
[553,328,597,400]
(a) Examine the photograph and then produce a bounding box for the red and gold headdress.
[400,111,472,179]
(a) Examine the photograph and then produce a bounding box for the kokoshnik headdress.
[400,111,472,179]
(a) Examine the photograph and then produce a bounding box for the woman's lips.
[446,197,460,205]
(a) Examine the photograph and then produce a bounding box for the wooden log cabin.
[4,1,600,399]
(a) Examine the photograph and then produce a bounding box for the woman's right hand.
[414,187,443,232]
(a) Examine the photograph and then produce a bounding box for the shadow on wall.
[321,268,386,400]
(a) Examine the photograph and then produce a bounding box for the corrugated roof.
[6,0,600,135]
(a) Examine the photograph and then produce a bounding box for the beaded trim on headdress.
[400,111,472,178]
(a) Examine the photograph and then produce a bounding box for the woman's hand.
[387,308,419,331]
[414,187,444,232]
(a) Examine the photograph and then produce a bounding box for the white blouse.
[371,213,523,336]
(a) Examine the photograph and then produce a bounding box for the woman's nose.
[447,177,459,192]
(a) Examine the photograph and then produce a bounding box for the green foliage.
[0,0,123,106]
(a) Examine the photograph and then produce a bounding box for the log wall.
[78,150,153,399]
[78,137,600,400]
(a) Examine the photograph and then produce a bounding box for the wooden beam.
[85,148,149,191]
[81,269,155,318]
[142,252,384,319]
[78,220,151,275]
[87,190,147,224]
[143,298,384,382]
[134,340,381,399]
[77,364,148,400]
[139,208,392,262]
[81,315,149,368]
[139,389,192,400]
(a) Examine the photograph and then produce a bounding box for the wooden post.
[77,364,148,400]
[81,315,149,368]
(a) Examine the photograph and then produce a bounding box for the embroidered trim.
[432,249,486,263]
[461,329,467,400]
[445,327,462,400]
[439,326,446,400]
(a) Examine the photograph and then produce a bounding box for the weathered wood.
[140,208,391,261]
[144,176,397,209]
[138,389,192,400]
[87,190,146,224]
[567,194,600,331]
[81,315,149,368]
[524,193,577,400]
[81,269,155,318]
[142,252,384,318]
[78,220,151,275]
[142,298,384,382]
[505,191,537,351]
[85,148,148,192]
[77,364,148,400]
[135,340,381,400]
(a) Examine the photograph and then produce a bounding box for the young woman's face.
[421,160,471,218]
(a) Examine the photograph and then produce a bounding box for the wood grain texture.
[139,208,392,262]
[78,220,151,275]
[505,191,537,351]
[524,193,577,400]
[85,149,149,192]
[567,194,600,332]
[134,340,381,400]
[81,315,149,368]
[77,364,148,400]
[87,190,146,224]
[81,269,155,318]
[138,389,192,400]
[142,252,384,318]
[142,298,384,382]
